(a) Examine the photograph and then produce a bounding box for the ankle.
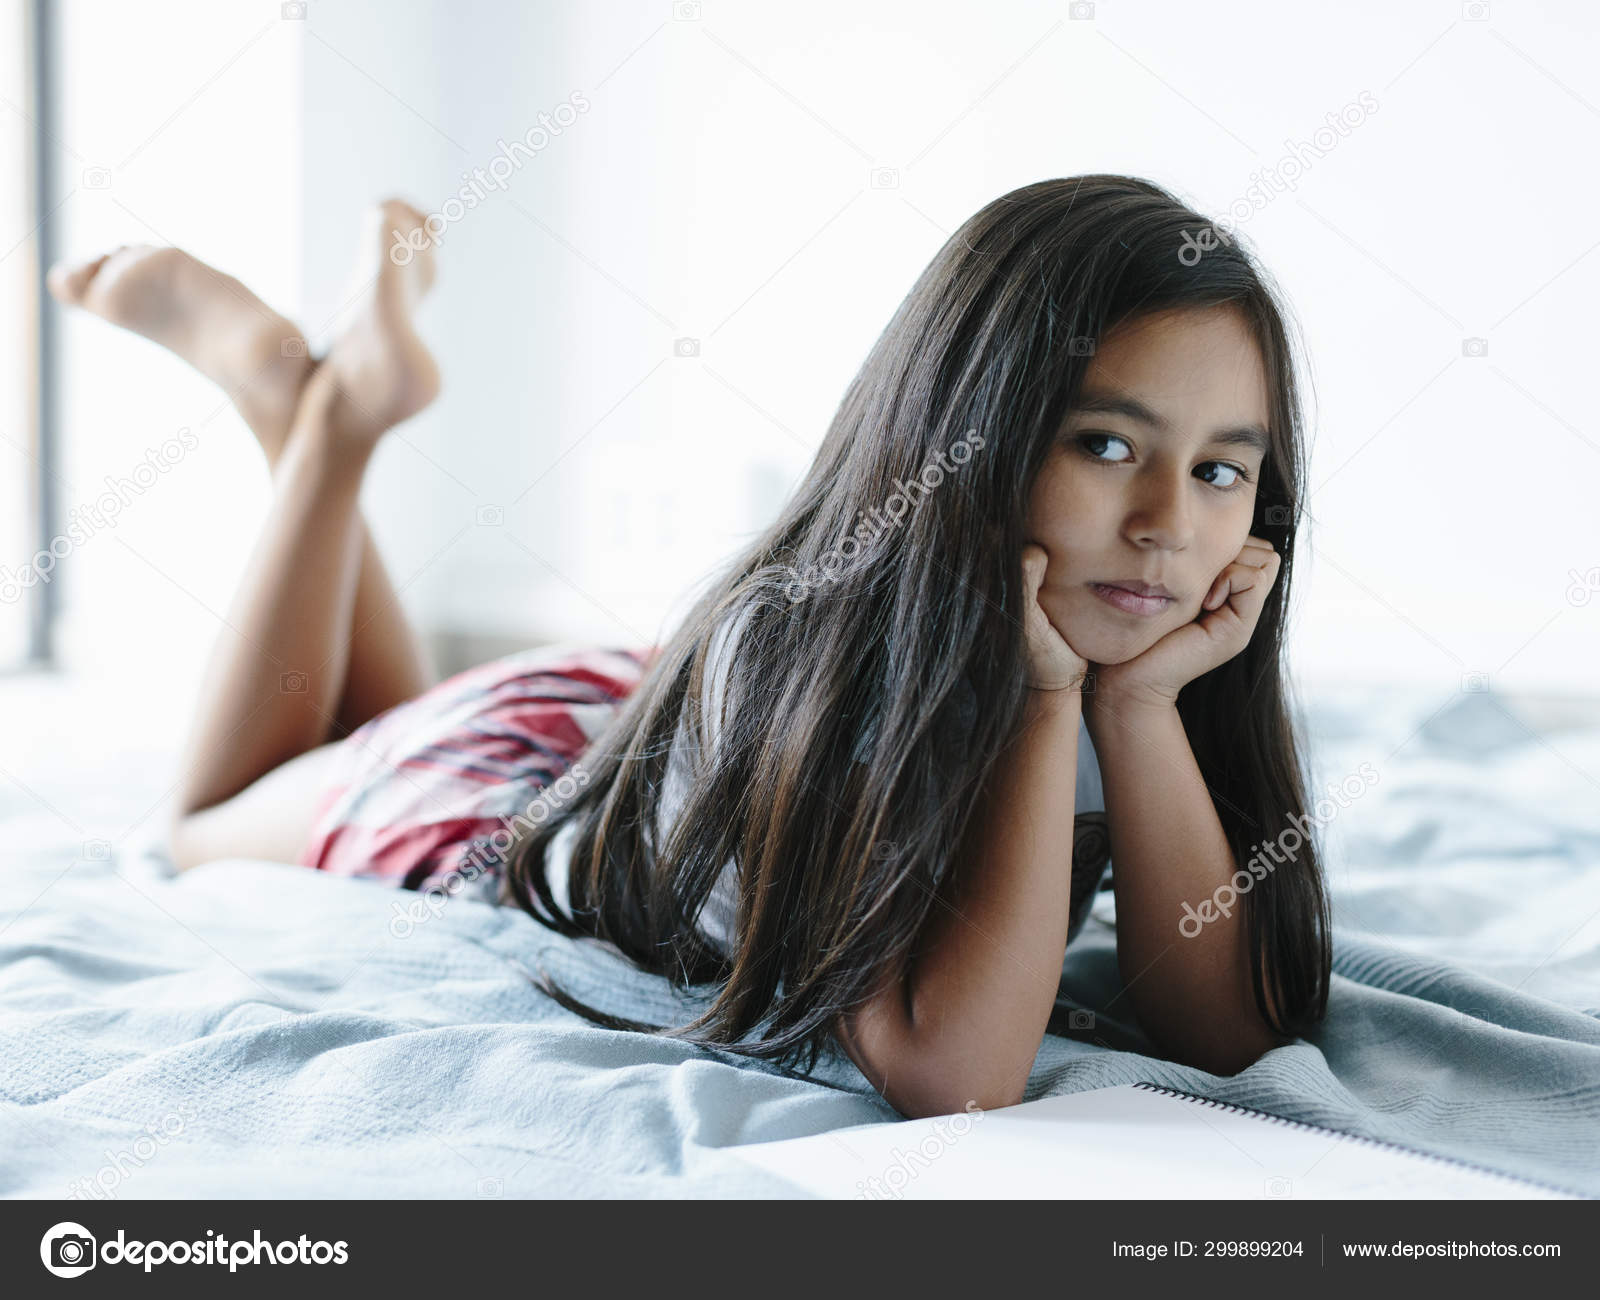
[275,387,377,486]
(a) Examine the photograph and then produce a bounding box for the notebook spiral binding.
[1129,1082,1589,1200]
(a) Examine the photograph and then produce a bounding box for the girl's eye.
[1076,432,1132,463]
[1196,461,1245,490]
[1074,433,1252,493]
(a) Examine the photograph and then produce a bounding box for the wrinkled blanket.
[2,682,1596,1197]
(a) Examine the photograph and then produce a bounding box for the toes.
[45,244,159,307]
[365,198,436,294]
[376,196,423,223]
[45,252,112,304]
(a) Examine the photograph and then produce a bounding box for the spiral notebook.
[728,1083,1583,1199]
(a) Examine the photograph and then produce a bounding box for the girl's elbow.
[879,1061,1026,1119]
[834,998,1029,1118]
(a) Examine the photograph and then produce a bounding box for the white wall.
[46,0,302,688]
[40,0,1600,697]
[295,0,1600,693]
[294,0,819,655]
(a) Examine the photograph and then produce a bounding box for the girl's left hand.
[1089,535,1281,713]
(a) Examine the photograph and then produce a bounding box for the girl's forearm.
[892,687,1083,1115]
[1084,693,1288,1075]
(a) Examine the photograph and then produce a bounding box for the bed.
[2,672,1597,1198]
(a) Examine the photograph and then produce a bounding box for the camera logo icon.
[673,337,700,358]
[1067,1009,1095,1030]
[475,504,503,526]
[1461,336,1488,358]
[41,1222,97,1277]
[1566,565,1600,606]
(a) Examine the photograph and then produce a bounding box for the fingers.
[1208,554,1281,614]
[1236,533,1278,564]
[1203,573,1230,611]
[1227,535,1281,580]
[1202,537,1282,613]
[1021,543,1048,600]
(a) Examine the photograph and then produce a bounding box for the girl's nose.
[1123,477,1193,553]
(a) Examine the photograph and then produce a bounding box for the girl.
[49,175,1330,1121]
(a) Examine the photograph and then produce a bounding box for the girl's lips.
[1089,581,1174,616]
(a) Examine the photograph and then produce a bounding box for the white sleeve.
[657,606,750,952]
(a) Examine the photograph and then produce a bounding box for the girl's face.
[1026,304,1271,667]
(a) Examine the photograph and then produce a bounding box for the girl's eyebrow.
[1071,390,1270,457]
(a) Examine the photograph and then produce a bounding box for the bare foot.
[318,198,441,443]
[45,244,313,458]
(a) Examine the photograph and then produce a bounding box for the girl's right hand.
[1021,543,1091,694]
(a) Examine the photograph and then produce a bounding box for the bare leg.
[328,528,437,734]
[174,222,441,820]
[177,373,374,812]
[45,200,440,737]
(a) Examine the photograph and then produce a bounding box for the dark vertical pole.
[26,0,56,665]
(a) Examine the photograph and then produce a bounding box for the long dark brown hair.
[499,174,1331,1074]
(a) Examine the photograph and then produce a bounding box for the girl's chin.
[1061,613,1175,667]
[1045,589,1190,667]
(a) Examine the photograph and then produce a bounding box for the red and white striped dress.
[297,642,657,894]
[297,632,1113,949]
